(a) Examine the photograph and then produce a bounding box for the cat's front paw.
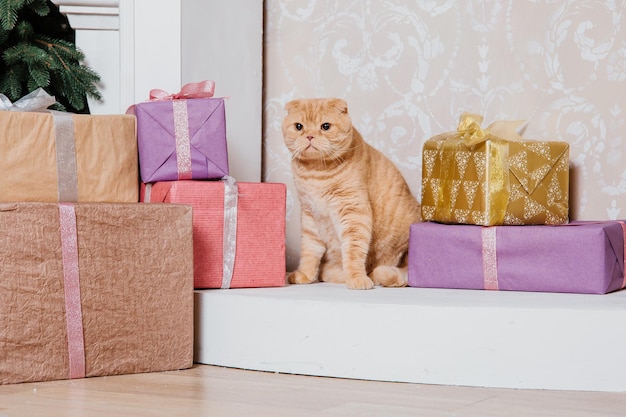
[370,265,408,287]
[346,275,374,290]
[287,270,317,285]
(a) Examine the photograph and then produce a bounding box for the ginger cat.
[282,98,421,290]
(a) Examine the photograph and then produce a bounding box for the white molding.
[51,0,119,7]
[54,0,262,182]
[51,1,119,30]
[118,0,135,112]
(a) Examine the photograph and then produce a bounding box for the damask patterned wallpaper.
[262,0,626,269]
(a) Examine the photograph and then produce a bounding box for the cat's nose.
[306,135,314,141]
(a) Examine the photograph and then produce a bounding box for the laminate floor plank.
[0,365,624,417]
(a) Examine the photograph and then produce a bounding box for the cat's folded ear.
[285,99,301,113]
[328,98,348,114]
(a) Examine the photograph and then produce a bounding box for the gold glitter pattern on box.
[421,115,569,226]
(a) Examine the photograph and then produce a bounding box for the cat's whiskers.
[319,154,327,169]
[325,148,345,166]
[315,145,336,168]
[291,145,305,162]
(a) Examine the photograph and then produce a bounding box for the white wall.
[54,0,263,183]
[262,0,626,270]
[182,0,264,183]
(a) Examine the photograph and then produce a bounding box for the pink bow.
[149,80,215,101]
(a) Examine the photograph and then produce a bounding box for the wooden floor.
[0,365,625,417]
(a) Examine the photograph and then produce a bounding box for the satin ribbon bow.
[149,80,216,101]
[457,112,525,146]
[0,88,56,112]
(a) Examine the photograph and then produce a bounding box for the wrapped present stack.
[130,80,286,289]
[408,112,625,295]
[0,88,195,384]
[0,81,287,385]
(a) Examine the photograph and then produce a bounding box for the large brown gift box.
[421,113,569,226]
[0,111,138,202]
[0,202,194,385]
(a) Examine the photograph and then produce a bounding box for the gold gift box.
[421,113,569,226]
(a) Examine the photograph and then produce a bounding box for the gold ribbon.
[436,113,525,225]
[457,112,524,146]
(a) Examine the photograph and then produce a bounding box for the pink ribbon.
[481,227,499,290]
[58,203,86,379]
[149,80,215,101]
[148,80,215,179]
[172,100,193,180]
[480,222,626,292]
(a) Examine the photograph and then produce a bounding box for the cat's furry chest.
[293,170,368,220]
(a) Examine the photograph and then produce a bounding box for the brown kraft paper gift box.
[0,202,194,385]
[0,110,138,203]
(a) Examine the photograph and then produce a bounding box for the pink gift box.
[130,98,229,183]
[408,221,626,294]
[141,180,286,289]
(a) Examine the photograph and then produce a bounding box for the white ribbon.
[221,176,238,289]
[0,88,56,112]
[53,112,79,202]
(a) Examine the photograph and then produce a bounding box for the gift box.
[421,113,569,226]
[0,202,194,385]
[131,97,229,183]
[407,221,626,294]
[0,109,138,203]
[141,179,286,289]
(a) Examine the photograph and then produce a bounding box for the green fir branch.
[27,0,49,16]
[27,62,50,86]
[14,19,34,39]
[0,65,26,99]
[0,0,24,31]
[35,36,101,101]
[0,0,101,113]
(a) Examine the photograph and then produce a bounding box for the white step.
[194,283,626,392]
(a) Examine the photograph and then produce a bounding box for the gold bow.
[433,112,526,225]
[457,112,524,146]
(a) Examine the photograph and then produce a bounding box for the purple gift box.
[408,221,626,294]
[131,98,229,183]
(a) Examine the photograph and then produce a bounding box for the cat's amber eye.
[321,123,331,131]
[295,123,303,131]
